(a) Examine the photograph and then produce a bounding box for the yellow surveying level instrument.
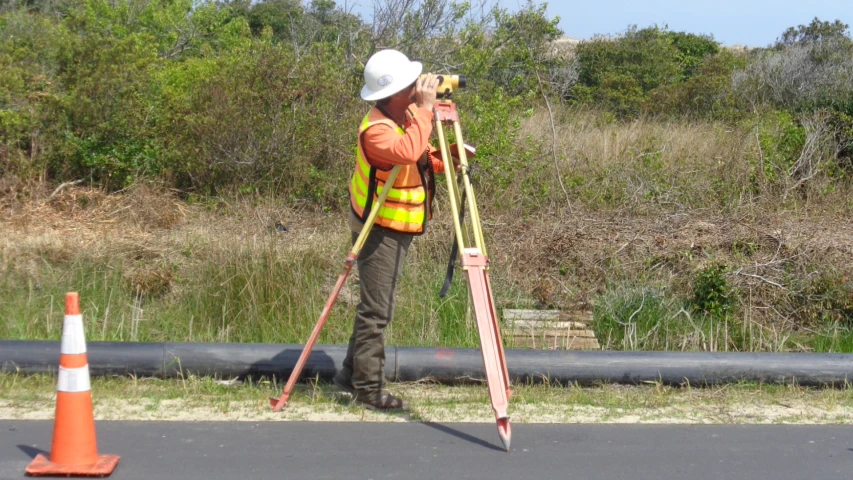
[269,79,512,452]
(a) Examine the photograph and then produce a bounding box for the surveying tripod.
[269,96,513,452]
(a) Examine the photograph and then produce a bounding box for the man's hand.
[451,154,461,172]
[449,143,473,172]
[415,73,438,111]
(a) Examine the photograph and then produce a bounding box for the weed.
[691,262,733,318]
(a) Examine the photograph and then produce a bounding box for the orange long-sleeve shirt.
[361,104,445,174]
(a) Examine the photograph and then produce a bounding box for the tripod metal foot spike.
[497,418,512,452]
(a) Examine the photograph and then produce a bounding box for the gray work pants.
[342,213,413,396]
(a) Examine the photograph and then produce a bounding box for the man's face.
[386,80,417,108]
[405,80,417,103]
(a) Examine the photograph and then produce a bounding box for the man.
[332,49,446,411]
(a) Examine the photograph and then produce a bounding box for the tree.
[776,18,851,48]
[246,0,303,39]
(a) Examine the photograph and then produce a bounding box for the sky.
[529,0,852,47]
[345,0,852,48]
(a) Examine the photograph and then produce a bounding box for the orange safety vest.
[349,107,430,234]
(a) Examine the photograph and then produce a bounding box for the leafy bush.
[0,0,569,198]
[648,50,748,119]
[785,268,853,328]
[0,11,67,178]
[472,2,562,98]
[154,40,361,200]
[691,263,733,317]
[47,30,163,188]
[572,26,719,116]
[754,110,806,183]
[749,109,850,192]
[593,283,740,351]
[664,30,720,80]
[1,0,255,189]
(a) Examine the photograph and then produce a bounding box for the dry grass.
[481,109,853,342]
[515,109,853,214]
[3,373,853,425]
[2,109,852,351]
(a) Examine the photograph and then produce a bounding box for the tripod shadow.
[421,422,506,452]
[17,445,48,459]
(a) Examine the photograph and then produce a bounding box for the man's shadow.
[248,345,400,404]
[247,344,343,386]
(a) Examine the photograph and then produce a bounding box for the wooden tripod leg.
[462,248,512,451]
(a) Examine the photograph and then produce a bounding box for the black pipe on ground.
[2,341,852,387]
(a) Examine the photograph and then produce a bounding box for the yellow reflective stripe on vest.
[351,190,426,225]
[361,114,401,132]
[352,153,426,203]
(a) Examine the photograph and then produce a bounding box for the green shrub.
[754,110,807,183]
[593,284,740,351]
[477,3,562,98]
[575,72,647,117]
[45,31,162,188]
[0,0,567,199]
[573,26,720,116]
[154,40,361,200]
[663,31,720,80]
[691,263,733,318]
[0,11,67,177]
[0,0,254,190]
[648,50,748,119]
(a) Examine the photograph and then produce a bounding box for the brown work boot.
[354,390,408,411]
[332,369,355,396]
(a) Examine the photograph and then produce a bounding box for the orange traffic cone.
[26,292,120,477]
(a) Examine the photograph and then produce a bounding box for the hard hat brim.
[361,61,423,101]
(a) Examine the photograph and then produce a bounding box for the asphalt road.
[2,421,852,479]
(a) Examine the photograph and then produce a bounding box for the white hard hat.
[361,49,423,101]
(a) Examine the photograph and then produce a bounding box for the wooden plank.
[501,309,600,350]
[560,311,593,324]
[503,310,561,322]
[508,336,600,350]
[562,337,600,350]
[503,309,593,325]
[505,320,589,329]
[505,328,597,338]
[504,331,600,349]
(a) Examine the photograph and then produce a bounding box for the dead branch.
[734,270,786,289]
[43,179,85,203]
[532,67,572,215]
